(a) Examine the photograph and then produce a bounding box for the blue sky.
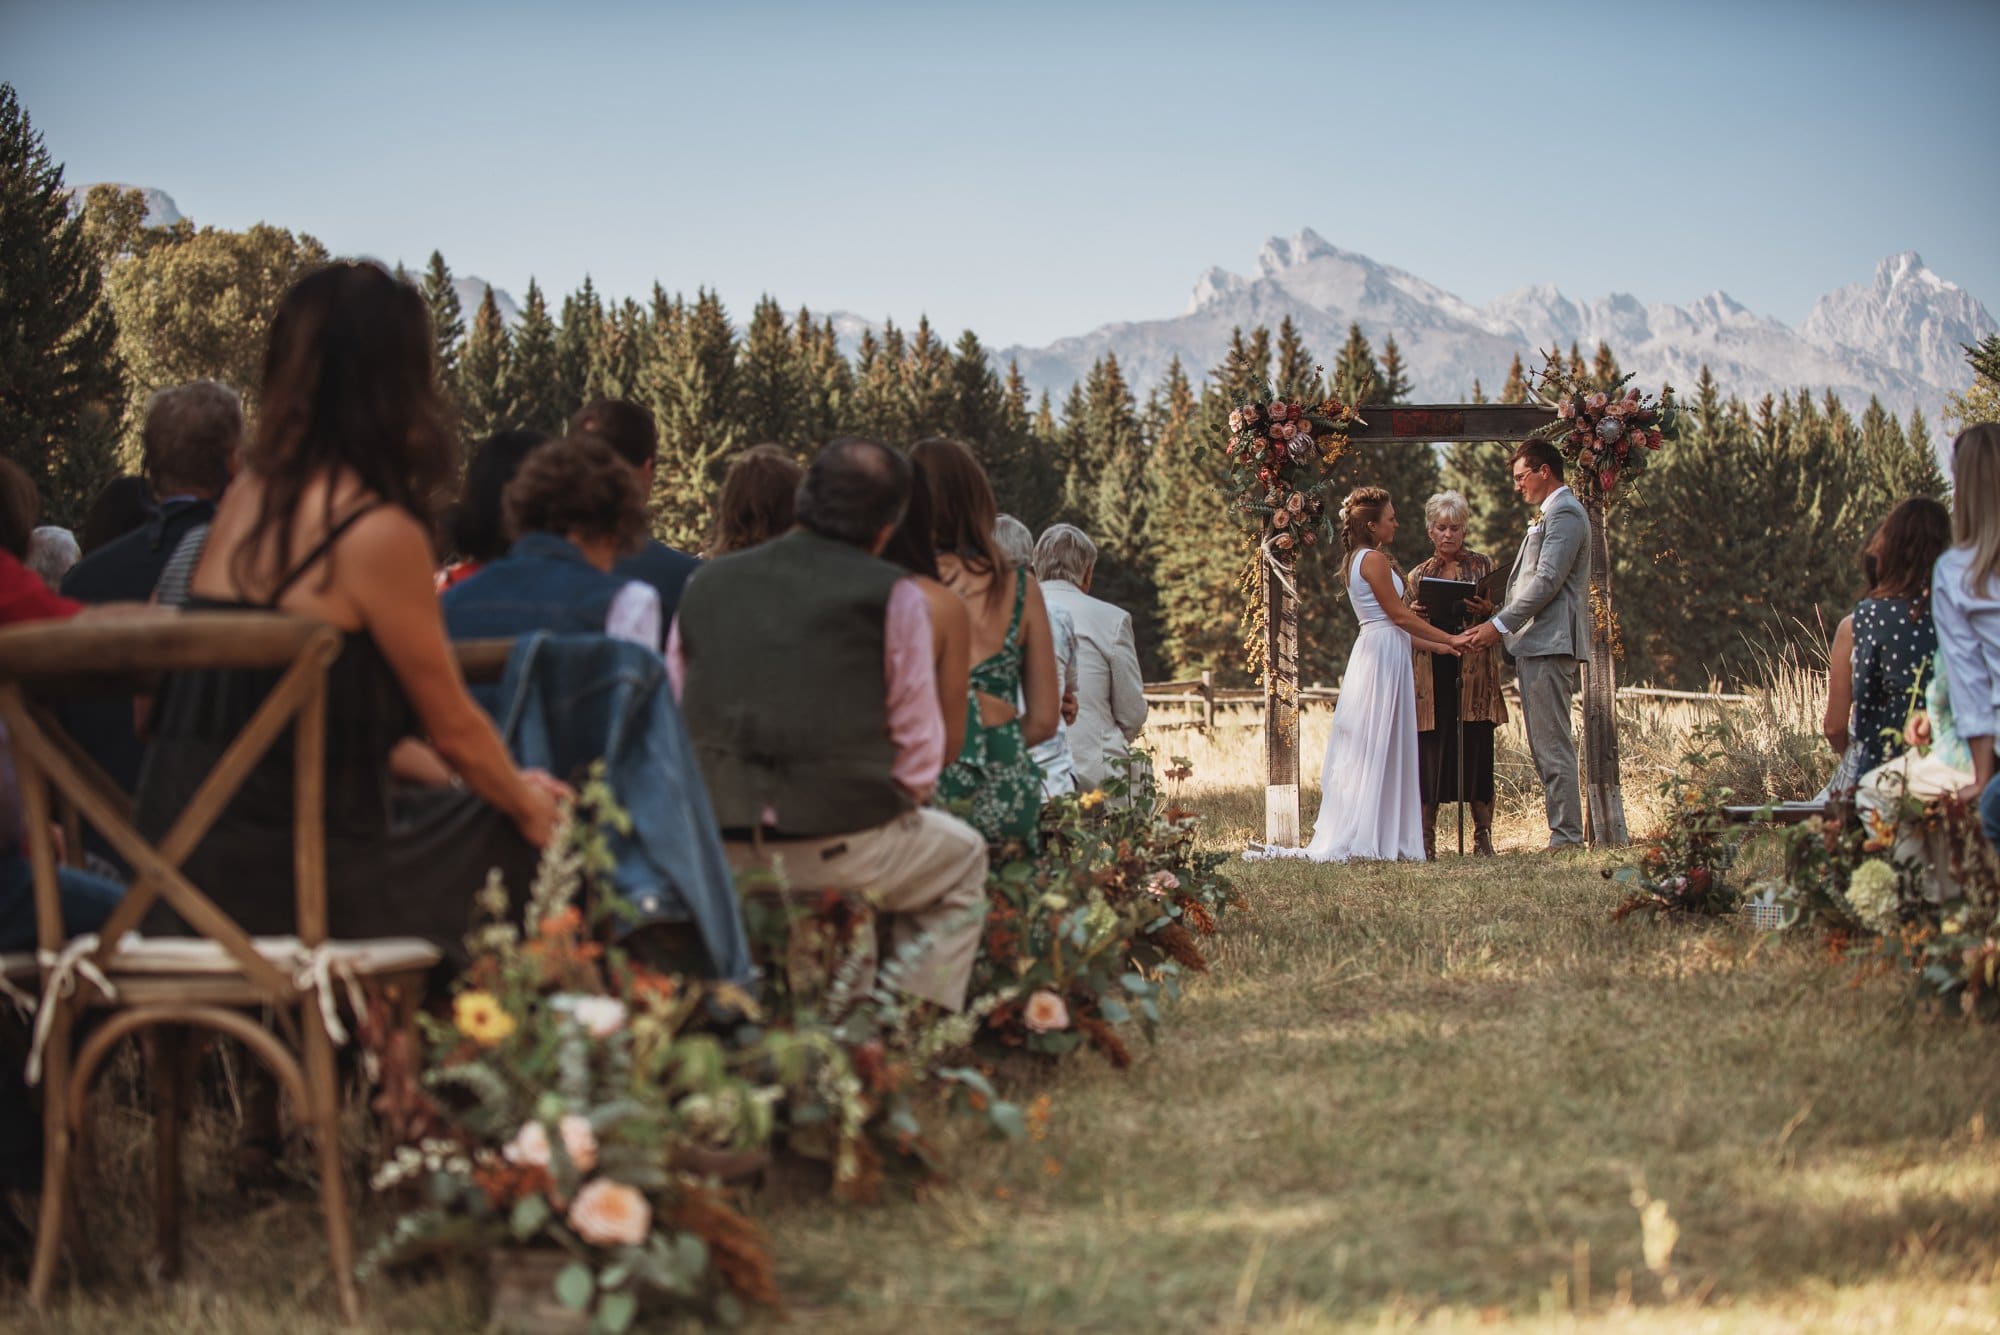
[5,0,1995,348]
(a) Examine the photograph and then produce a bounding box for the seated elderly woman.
[442,434,662,656]
[1404,490,1507,857]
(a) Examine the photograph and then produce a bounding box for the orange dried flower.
[538,906,583,939]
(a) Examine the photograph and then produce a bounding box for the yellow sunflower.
[453,990,517,1046]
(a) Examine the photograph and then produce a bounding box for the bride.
[1250,486,1462,863]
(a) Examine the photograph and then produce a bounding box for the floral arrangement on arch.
[1222,379,1364,559]
[1527,350,1679,503]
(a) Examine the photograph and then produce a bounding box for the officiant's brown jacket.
[1404,551,1509,732]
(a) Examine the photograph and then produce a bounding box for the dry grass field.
[10,677,2000,1332]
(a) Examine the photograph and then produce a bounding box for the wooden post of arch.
[1259,402,1629,850]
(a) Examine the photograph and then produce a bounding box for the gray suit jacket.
[1498,487,1590,663]
[1040,579,1148,788]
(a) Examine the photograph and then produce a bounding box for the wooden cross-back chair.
[0,611,453,1323]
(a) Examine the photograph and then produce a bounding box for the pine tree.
[1076,354,1149,631]
[0,85,126,522]
[735,295,802,448]
[792,309,852,445]
[420,251,464,430]
[1904,409,1947,496]
[1590,340,1622,389]
[645,288,741,547]
[903,316,954,435]
[1331,323,1380,406]
[1445,352,1526,557]
[503,279,563,435]
[1376,334,1413,404]
[1273,316,1320,401]
[1149,356,1243,679]
[1945,334,2000,431]
[459,285,513,439]
[554,277,601,425]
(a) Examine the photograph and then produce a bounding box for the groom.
[1456,439,1591,848]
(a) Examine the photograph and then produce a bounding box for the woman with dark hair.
[443,434,662,668]
[134,261,563,953]
[909,438,1057,845]
[1248,487,1460,863]
[879,448,970,769]
[1825,497,1952,778]
[77,475,157,556]
[704,444,803,558]
[437,428,551,590]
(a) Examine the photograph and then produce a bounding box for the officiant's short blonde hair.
[1423,490,1470,528]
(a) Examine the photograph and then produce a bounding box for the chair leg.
[149,1026,190,1281]
[27,1006,73,1310]
[302,1011,362,1324]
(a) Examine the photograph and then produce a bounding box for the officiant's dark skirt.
[1418,655,1495,804]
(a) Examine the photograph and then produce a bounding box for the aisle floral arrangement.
[364,781,783,1329]
[1610,727,1750,919]
[1526,351,1679,504]
[977,754,1240,1066]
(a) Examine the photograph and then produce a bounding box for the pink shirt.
[666,576,946,809]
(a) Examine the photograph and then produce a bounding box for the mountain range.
[78,186,1991,427]
[988,229,1993,429]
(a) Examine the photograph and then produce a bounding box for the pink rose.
[1023,989,1070,1033]
[1288,492,1305,513]
[1273,507,1291,526]
[1301,529,1316,546]
[503,1115,598,1173]
[1269,401,1289,421]
[1626,387,1642,402]
[1578,448,1597,469]
[567,1179,651,1248]
[1228,409,1243,432]
[1588,392,1609,410]
[1241,404,1262,424]
[1558,399,1577,420]
[1145,870,1181,896]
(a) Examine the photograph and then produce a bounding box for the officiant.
[1405,490,1507,857]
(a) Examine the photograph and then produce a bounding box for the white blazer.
[1039,579,1148,788]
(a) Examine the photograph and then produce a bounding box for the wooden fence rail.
[1141,675,1754,730]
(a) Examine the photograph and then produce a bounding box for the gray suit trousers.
[1516,654,1583,847]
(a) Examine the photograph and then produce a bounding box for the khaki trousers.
[724,808,989,1011]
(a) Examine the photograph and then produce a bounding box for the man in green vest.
[669,438,988,1010]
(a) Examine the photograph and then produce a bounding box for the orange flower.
[538,906,583,939]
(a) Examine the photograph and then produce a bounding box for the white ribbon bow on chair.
[25,935,119,1085]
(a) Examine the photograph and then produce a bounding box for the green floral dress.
[937,567,1042,847]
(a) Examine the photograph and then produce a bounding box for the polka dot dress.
[1851,596,1937,775]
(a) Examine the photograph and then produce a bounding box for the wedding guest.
[881,450,971,768]
[24,527,78,591]
[1821,523,1885,797]
[76,474,155,556]
[704,444,803,557]
[0,459,80,626]
[572,398,699,631]
[61,381,244,807]
[443,434,662,718]
[134,261,562,955]
[436,428,550,591]
[1831,498,1951,778]
[1405,490,1506,857]
[1032,523,1146,792]
[998,515,1078,798]
[1934,424,2000,849]
[914,439,1058,845]
[669,437,988,1010]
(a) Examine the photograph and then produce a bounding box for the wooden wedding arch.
[1260,402,1632,850]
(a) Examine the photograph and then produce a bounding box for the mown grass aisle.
[757,783,2000,1332]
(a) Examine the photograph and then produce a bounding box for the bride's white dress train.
[1247,546,1425,863]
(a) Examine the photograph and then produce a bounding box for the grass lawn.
[9,766,2000,1332]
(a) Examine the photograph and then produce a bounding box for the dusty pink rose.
[1273,507,1291,526]
[503,1115,598,1173]
[1626,387,1643,402]
[1288,492,1305,513]
[567,1179,651,1247]
[1588,392,1609,410]
[1241,403,1262,424]
[1558,399,1577,420]
[1578,448,1597,469]
[1607,400,1628,418]
[1146,870,1181,896]
[1268,401,1289,421]
[1023,989,1070,1033]
[1228,409,1243,432]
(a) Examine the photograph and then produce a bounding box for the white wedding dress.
[1248,547,1425,863]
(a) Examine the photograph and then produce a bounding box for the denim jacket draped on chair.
[493,632,754,985]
